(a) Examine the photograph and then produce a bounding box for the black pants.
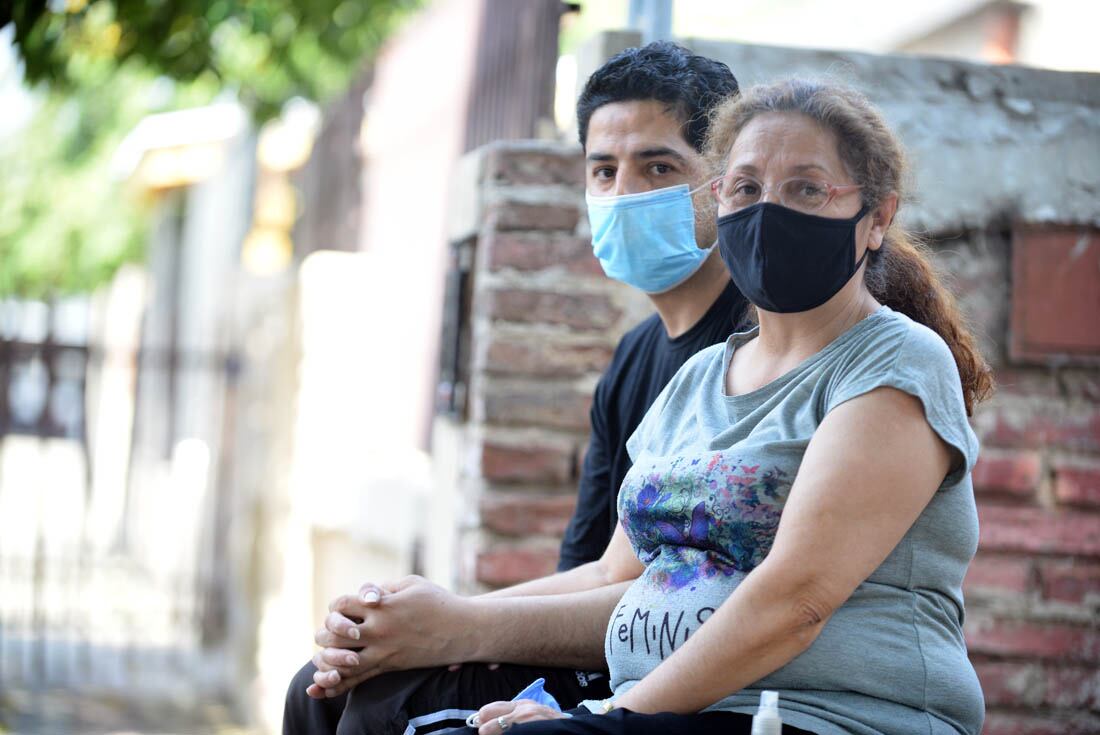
[282,661,611,735]
[450,708,816,734]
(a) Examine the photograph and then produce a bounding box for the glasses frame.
[709,174,863,214]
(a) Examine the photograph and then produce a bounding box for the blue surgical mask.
[586,184,712,294]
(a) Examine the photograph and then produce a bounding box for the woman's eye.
[733,181,759,197]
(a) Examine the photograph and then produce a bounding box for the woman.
[466,79,994,735]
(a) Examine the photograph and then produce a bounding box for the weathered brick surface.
[484,336,613,378]
[481,441,575,484]
[1053,460,1100,508]
[977,504,1100,558]
[983,402,1100,453]
[475,543,560,587]
[479,492,577,536]
[486,231,603,276]
[1010,225,1100,363]
[487,201,581,232]
[1037,559,1100,604]
[982,712,1100,735]
[482,381,592,432]
[486,289,622,331]
[963,553,1034,596]
[485,146,586,188]
[965,619,1100,663]
[971,448,1043,499]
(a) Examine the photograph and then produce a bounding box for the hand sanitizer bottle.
[751,690,782,735]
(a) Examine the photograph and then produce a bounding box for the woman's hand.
[468,699,569,733]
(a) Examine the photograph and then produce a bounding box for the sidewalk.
[0,688,257,735]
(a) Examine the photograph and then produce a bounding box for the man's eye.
[593,167,615,180]
[650,163,672,175]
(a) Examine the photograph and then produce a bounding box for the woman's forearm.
[468,581,631,669]
[614,561,826,714]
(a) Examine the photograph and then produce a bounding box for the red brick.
[965,619,1100,663]
[1037,559,1100,604]
[1010,224,1100,362]
[480,441,574,484]
[486,289,622,331]
[482,382,592,432]
[971,449,1043,499]
[488,202,580,232]
[486,231,603,277]
[977,504,1100,558]
[973,660,1043,708]
[1053,460,1100,508]
[476,543,560,586]
[1060,369,1100,402]
[982,711,1100,735]
[963,554,1034,596]
[990,368,1062,400]
[485,146,585,188]
[974,661,1099,710]
[484,337,613,378]
[479,492,577,536]
[1044,665,1100,710]
[985,405,1100,453]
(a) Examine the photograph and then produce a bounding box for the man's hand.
[306,575,479,699]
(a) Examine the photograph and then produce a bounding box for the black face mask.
[717,202,872,313]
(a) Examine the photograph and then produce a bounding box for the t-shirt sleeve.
[824,321,980,485]
[558,376,614,570]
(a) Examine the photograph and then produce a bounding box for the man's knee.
[286,660,319,703]
[283,660,349,735]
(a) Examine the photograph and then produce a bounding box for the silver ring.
[497,715,510,731]
[465,712,481,727]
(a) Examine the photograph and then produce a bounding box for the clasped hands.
[306,575,571,731]
[306,575,469,698]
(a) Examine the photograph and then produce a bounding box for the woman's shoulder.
[845,307,958,377]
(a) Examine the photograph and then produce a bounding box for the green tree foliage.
[0,0,417,297]
[4,0,418,121]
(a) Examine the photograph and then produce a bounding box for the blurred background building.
[0,0,1097,733]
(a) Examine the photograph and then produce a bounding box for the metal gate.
[0,294,242,732]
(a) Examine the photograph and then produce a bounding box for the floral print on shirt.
[619,453,791,591]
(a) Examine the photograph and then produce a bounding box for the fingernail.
[347,627,360,640]
[345,654,358,666]
[362,590,380,604]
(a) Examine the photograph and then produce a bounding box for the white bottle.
[751,690,783,735]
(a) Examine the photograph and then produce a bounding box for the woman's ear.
[867,192,899,251]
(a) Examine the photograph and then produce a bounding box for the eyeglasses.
[710,174,862,214]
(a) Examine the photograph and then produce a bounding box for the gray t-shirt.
[605,306,983,735]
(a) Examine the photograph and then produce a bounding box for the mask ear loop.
[852,204,874,270]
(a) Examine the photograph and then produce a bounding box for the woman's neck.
[754,282,880,363]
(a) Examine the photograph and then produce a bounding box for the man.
[283,41,747,734]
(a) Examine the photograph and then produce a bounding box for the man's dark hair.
[577,41,739,152]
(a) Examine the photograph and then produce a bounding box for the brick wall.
[958,225,1100,735]
[439,38,1100,735]
[444,141,651,589]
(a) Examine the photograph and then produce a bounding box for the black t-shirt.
[557,280,750,570]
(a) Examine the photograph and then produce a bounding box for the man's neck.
[648,249,731,339]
